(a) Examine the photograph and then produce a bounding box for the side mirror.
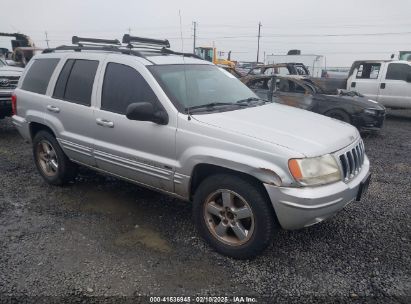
[406,73,411,83]
[126,102,168,125]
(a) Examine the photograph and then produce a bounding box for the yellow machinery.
[195,47,235,67]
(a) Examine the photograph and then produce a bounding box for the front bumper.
[264,156,370,230]
[353,111,385,132]
[0,90,13,118]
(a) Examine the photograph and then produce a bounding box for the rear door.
[349,62,382,100]
[45,55,101,166]
[377,62,411,108]
[92,58,176,192]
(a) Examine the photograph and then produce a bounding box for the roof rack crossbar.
[123,34,170,48]
[72,36,121,46]
[160,48,202,59]
[42,45,148,60]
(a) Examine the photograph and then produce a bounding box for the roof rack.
[42,35,203,63]
[72,36,121,46]
[122,34,170,48]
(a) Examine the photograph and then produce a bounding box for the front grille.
[0,76,20,89]
[338,140,365,182]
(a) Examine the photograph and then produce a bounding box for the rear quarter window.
[386,63,411,81]
[21,58,60,94]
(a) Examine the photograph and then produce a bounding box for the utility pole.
[45,31,50,48]
[193,21,197,53]
[256,22,262,63]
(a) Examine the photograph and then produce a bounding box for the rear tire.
[32,130,78,185]
[193,174,276,259]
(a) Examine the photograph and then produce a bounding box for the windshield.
[149,64,258,112]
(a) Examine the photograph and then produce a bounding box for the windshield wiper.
[185,102,235,112]
[235,97,269,105]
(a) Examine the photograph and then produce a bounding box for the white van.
[347,60,411,109]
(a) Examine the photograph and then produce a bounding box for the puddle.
[115,227,171,253]
[80,189,137,216]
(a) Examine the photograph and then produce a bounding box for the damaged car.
[243,75,386,132]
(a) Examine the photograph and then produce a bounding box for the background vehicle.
[13,35,370,259]
[246,63,310,76]
[195,46,235,67]
[0,32,36,67]
[0,58,23,119]
[244,75,386,132]
[347,60,411,109]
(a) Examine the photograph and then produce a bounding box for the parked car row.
[0,58,24,119]
[243,74,386,132]
[11,35,371,259]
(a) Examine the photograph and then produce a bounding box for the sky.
[0,0,410,67]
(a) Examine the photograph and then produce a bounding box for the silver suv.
[12,36,371,258]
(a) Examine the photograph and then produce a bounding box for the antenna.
[178,10,184,52]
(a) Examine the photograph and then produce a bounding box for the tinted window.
[21,58,59,94]
[63,60,98,106]
[386,63,411,81]
[101,63,158,114]
[53,59,75,100]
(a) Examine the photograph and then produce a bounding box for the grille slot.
[338,140,365,182]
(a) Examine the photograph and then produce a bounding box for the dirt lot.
[0,111,410,303]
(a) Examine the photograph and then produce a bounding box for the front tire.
[193,174,276,259]
[326,109,351,124]
[32,130,77,185]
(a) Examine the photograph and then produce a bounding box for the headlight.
[363,108,378,115]
[288,154,341,186]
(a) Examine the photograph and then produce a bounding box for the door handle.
[96,118,114,128]
[380,83,386,89]
[46,105,60,113]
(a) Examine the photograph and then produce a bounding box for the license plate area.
[356,173,371,201]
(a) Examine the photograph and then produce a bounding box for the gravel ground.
[0,111,410,303]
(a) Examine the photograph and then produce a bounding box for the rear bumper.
[12,115,31,142]
[264,156,370,230]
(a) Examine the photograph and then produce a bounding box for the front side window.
[149,64,257,112]
[356,63,381,79]
[21,58,60,94]
[101,63,158,114]
[386,63,411,81]
[53,59,98,106]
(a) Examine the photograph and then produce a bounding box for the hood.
[323,92,385,110]
[0,66,24,77]
[192,103,359,157]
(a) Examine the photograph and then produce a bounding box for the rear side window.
[53,59,98,106]
[21,58,60,94]
[101,63,158,114]
[386,63,411,81]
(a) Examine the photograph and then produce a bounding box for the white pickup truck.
[347,60,411,109]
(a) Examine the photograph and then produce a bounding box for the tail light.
[11,93,17,115]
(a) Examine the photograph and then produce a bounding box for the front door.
[92,60,176,192]
[377,62,411,108]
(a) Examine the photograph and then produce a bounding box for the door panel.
[44,58,100,166]
[377,63,411,108]
[92,61,176,192]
